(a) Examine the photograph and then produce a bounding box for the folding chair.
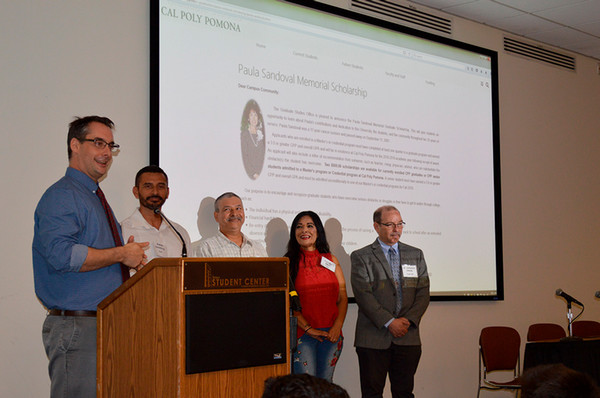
[478,326,521,397]
[572,320,600,338]
[526,323,566,341]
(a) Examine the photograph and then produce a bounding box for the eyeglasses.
[378,221,406,229]
[80,137,120,152]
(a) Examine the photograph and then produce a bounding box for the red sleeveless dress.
[295,249,340,337]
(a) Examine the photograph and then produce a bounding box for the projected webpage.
[157,0,499,297]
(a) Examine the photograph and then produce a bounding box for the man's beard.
[141,195,165,211]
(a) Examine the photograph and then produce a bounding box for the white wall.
[1,1,599,397]
[1,1,150,396]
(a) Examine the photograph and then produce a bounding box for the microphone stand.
[289,277,301,356]
[567,301,574,337]
[154,208,187,257]
[560,300,582,341]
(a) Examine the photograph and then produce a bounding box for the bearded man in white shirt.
[121,165,191,265]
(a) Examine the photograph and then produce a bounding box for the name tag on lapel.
[402,264,418,278]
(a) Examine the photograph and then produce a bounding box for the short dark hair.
[262,374,349,398]
[373,205,400,223]
[134,165,168,187]
[521,364,600,398]
[67,116,114,159]
[285,211,330,282]
[214,192,241,212]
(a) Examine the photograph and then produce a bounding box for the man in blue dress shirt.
[32,116,148,397]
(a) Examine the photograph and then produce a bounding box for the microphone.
[288,277,302,312]
[555,289,583,306]
[595,291,600,299]
[154,208,187,257]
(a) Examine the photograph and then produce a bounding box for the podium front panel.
[185,290,287,374]
[183,259,288,291]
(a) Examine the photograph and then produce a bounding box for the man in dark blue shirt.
[32,116,148,397]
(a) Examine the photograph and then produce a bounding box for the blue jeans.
[42,315,97,398]
[292,328,343,382]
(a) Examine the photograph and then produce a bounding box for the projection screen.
[150,0,503,300]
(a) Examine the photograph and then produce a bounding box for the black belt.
[48,309,97,317]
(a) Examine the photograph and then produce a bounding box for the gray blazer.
[351,239,430,349]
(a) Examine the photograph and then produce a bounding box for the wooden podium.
[97,257,290,397]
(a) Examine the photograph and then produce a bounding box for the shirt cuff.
[385,318,395,328]
[70,244,89,272]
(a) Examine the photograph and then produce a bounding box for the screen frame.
[149,0,504,302]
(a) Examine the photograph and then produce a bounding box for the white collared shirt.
[120,208,192,261]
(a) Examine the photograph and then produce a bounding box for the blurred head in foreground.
[521,363,600,398]
[262,374,349,398]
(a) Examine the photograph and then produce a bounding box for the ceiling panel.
[494,0,589,13]
[410,0,476,8]
[442,0,521,23]
[534,2,600,26]
[529,26,597,47]
[579,21,600,36]
[491,14,557,36]
[411,0,600,60]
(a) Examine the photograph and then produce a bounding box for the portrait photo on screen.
[240,99,266,180]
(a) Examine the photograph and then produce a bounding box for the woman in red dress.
[285,211,348,382]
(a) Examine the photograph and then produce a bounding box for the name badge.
[320,256,336,273]
[155,242,167,257]
[402,264,418,278]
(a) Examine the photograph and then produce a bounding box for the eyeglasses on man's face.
[378,221,406,229]
[80,137,120,152]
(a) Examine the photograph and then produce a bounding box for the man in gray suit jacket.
[351,205,430,398]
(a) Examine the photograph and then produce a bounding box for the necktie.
[389,247,402,315]
[96,187,130,282]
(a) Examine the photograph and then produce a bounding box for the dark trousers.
[356,344,422,398]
